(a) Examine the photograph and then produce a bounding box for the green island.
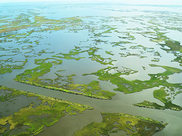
[85,46,116,65]
[0,14,83,35]
[111,41,133,47]
[14,58,116,100]
[52,45,116,65]
[93,26,116,37]
[89,55,116,65]
[0,85,93,136]
[105,51,114,56]
[0,59,28,74]
[52,46,85,60]
[83,64,182,94]
[74,113,168,136]
[159,40,182,66]
[160,40,182,53]
[137,27,182,67]
[133,87,182,111]
[119,44,161,60]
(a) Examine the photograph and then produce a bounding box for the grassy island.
[83,64,182,94]
[134,87,182,111]
[74,113,167,136]
[14,58,116,100]
[0,85,93,136]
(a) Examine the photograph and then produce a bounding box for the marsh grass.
[74,113,167,136]
[0,59,28,74]
[83,65,182,94]
[14,58,116,100]
[134,87,182,111]
[0,85,93,135]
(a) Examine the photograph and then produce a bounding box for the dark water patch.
[0,90,42,117]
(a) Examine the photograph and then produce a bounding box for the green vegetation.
[52,46,116,65]
[151,58,160,62]
[52,46,85,60]
[173,56,182,66]
[0,85,93,136]
[0,126,7,134]
[118,44,161,59]
[0,14,83,34]
[74,113,167,136]
[1,10,182,135]
[86,47,100,56]
[105,51,114,56]
[150,32,169,43]
[158,40,182,67]
[111,41,133,47]
[160,40,182,53]
[138,24,182,67]
[37,49,54,56]
[83,65,182,93]
[14,60,52,83]
[149,64,182,76]
[134,100,165,110]
[94,27,116,37]
[1,6,182,136]
[64,78,116,99]
[125,44,161,59]
[83,46,117,65]
[89,55,116,65]
[14,58,115,99]
[134,87,182,111]
[129,45,155,53]
[154,87,169,104]
[0,59,28,74]
[120,52,144,58]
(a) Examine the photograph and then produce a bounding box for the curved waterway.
[1,75,182,136]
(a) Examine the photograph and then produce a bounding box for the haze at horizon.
[0,0,182,5]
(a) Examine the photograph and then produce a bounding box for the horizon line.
[0,1,182,6]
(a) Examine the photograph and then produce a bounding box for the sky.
[0,0,182,5]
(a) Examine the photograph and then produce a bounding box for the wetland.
[0,2,182,136]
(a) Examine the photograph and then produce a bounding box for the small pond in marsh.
[0,2,182,136]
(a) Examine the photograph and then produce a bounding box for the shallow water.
[166,30,182,43]
[0,2,182,136]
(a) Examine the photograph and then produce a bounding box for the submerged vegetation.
[74,113,167,136]
[0,85,93,135]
